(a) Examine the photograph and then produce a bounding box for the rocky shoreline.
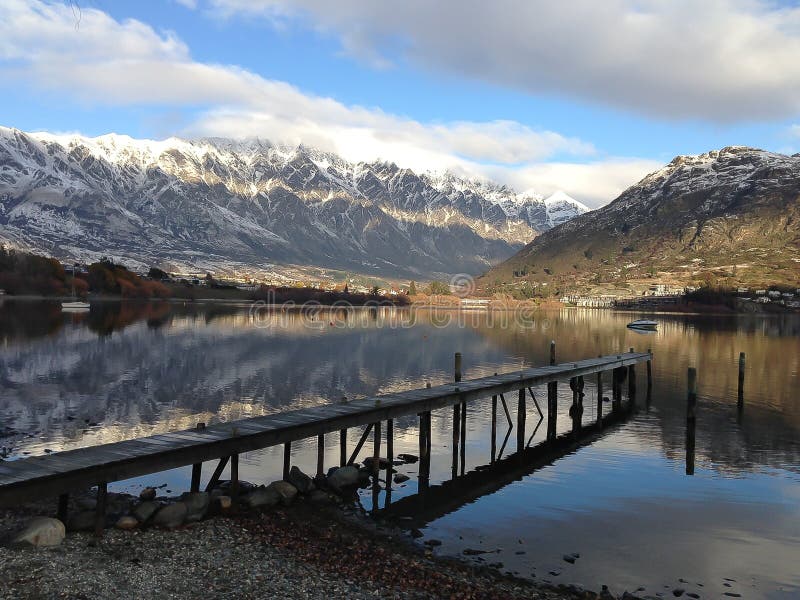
[0,462,649,600]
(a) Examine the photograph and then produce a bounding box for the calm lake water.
[1,299,799,598]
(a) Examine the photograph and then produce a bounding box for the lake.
[1,299,799,598]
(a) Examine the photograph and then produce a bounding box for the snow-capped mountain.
[485,146,800,289]
[0,127,588,278]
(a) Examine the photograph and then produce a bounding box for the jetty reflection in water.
[0,300,799,598]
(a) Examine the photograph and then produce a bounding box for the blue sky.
[2,0,800,206]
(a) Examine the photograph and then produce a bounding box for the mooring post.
[387,419,394,477]
[517,387,526,452]
[687,367,697,422]
[190,421,206,493]
[460,401,467,475]
[230,453,239,504]
[550,340,556,366]
[57,493,69,524]
[491,392,498,462]
[452,402,461,479]
[646,348,653,390]
[738,352,746,411]
[339,429,347,467]
[317,433,325,478]
[454,352,462,383]
[283,441,291,480]
[372,421,381,474]
[94,482,107,538]
[686,367,697,475]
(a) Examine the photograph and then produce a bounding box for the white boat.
[61,301,90,312]
[627,319,657,331]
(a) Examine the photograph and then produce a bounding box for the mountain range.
[482,146,800,295]
[0,127,588,279]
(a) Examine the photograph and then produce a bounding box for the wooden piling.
[628,348,637,406]
[687,367,697,422]
[460,402,467,475]
[596,369,603,423]
[646,348,653,390]
[372,421,381,474]
[517,387,526,452]
[94,482,107,538]
[387,419,394,474]
[454,352,462,383]
[547,341,557,440]
[316,433,325,478]
[57,493,69,524]
[452,403,461,479]
[230,453,239,503]
[204,456,229,492]
[491,388,498,462]
[339,429,347,467]
[190,422,206,492]
[282,442,291,480]
[738,352,745,411]
[550,340,556,366]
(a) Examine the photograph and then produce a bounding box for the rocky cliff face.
[482,146,800,292]
[0,127,587,278]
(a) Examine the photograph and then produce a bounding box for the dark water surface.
[1,300,799,598]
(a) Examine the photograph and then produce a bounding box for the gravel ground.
[0,497,602,600]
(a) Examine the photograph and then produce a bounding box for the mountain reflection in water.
[1,300,798,598]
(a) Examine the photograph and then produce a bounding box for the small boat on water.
[627,319,657,331]
[61,301,90,312]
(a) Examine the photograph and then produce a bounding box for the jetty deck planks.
[0,352,651,507]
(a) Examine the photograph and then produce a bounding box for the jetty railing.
[0,347,653,535]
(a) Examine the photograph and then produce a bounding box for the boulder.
[11,517,65,548]
[67,510,96,532]
[132,501,160,524]
[115,515,139,530]
[362,456,391,471]
[309,489,338,504]
[266,481,298,506]
[287,466,315,494]
[217,496,232,511]
[393,473,410,484]
[397,453,419,463]
[152,502,188,529]
[242,487,280,509]
[139,487,157,501]
[326,466,360,491]
[180,492,210,522]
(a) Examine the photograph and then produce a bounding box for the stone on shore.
[10,517,65,548]
[66,510,96,532]
[152,502,188,529]
[326,466,360,491]
[217,496,232,511]
[287,466,315,494]
[393,473,410,484]
[243,487,280,509]
[115,515,139,530]
[132,501,160,524]
[139,487,157,501]
[180,492,210,522]
[266,481,298,506]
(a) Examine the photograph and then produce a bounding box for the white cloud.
[789,124,800,138]
[209,0,800,122]
[0,0,653,206]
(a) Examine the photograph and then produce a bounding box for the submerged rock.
[11,517,65,548]
[397,453,419,463]
[393,473,410,484]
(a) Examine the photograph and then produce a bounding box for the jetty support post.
[517,386,526,453]
[460,401,467,475]
[316,433,325,479]
[569,377,580,436]
[190,422,206,493]
[230,453,239,504]
[491,379,498,463]
[647,348,653,390]
[339,429,347,467]
[628,348,637,408]
[57,493,69,524]
[596,364,603,424]
[283,442,291,480]
[738,352,745,412]
[547,341,557,440]
[94,482,107,538]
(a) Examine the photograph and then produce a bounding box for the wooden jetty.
[0,349,652,534]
